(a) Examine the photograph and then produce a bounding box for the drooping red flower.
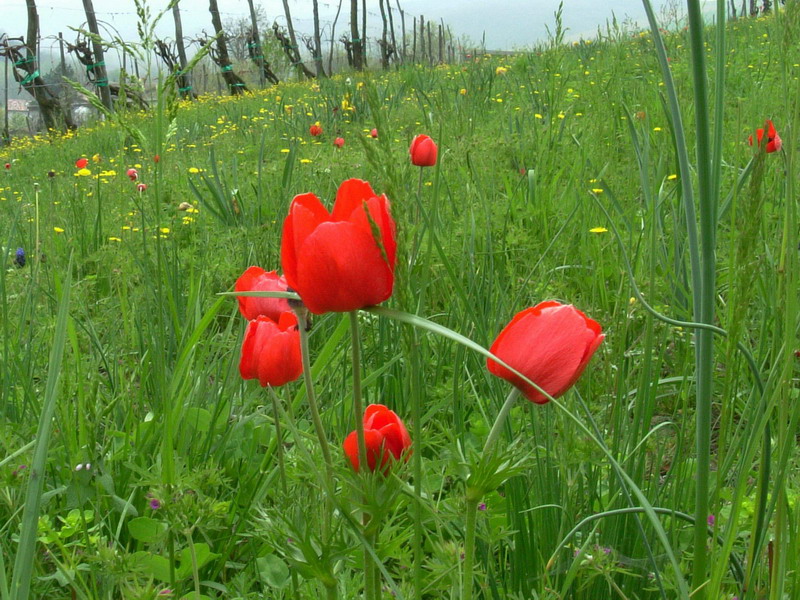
[487,301,604,404]
[333,137,345,148]
[749,120,782,153]
[136,183,147,192]
[309,122,323,137]
[409,134,438,167]
[127,168,139,181]
[239,312,302,387]
[280,179,397,314]
[370,128,378,138]
[343,404,412,473]
[4,163,10,170]
[235,266,291,321]
[75,158,89,169]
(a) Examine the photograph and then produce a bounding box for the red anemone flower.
[333,137,345,148]
[309,123,323,137]
[487,301,604,404]
[749,120,782,153]
[75,158,89,169]
[370,128,378,138]
[280,179,397,314]
[235,266,292,322]
[239,312,302,387]
[343,404,412,473]
[127,168,139,181]
[136,183,147,192]
[409,134,438,167]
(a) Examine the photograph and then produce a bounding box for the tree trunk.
[386,0,398,65]
[350,0,363,70]
[7,0,74,132]
[81,0,113,111]
[172,1,194,98]
[280,0,314,78]
[397,2,406,63]
[378,0,389,69]
[312,0,325,77]
[361,0,368,68]
[329,0,344,74]
[246,0,279,85]
[209,0,248,94]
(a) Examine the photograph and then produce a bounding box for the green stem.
[349,311,376,600]
[349,311,369,471]
[294,307,334,537]
[482,388,520,456]
[686,0,716,595]
[411,334,423,600]
[364,530,377,600]
[462,497,480,600]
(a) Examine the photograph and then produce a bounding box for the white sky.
[1,0,683,55]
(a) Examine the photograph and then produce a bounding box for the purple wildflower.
[149,498,162,510]
[14,248,25,268]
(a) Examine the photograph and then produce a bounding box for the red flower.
[235,266,291,321]
[127,168,138,181]
[749,120,782,153]
[153,155,161,163]
[333,137,345,148]
[4,163,10,170]
[136,183,147,192]
[409,134,438,167]
[370,128,378,138]
[75,158,89,169]
[309,123,323,137]
[343,404,411,473]
[487,301,604,404]
[239,312,302,387]
[281,179,397,314]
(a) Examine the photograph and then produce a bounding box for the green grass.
[0,6,798,600]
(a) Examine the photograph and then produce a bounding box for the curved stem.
[482,388,520,456]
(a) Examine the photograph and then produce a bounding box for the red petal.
[488,303,602,403]
[281,193,329,290]
[332,179,378,221]
[293,221,394,314]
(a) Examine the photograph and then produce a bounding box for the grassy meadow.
[0,4,799,600]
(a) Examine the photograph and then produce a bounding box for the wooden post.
[427,20,433,66]
[438,22,443,64]
[412,16,417,63]
[397,2,406,63]
[419,16,425,63]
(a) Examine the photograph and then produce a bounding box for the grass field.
[0,4,798,600]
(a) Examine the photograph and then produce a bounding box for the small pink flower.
[333,137,345,148]
[137,183,147,192]
[370,128,378,138]
[127,168,139,181]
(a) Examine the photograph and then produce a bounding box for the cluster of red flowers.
[234,132,609,474]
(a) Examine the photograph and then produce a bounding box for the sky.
[1,0,685,57]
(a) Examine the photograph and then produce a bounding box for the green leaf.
[257,554,290,589]
[128,517,167,543]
